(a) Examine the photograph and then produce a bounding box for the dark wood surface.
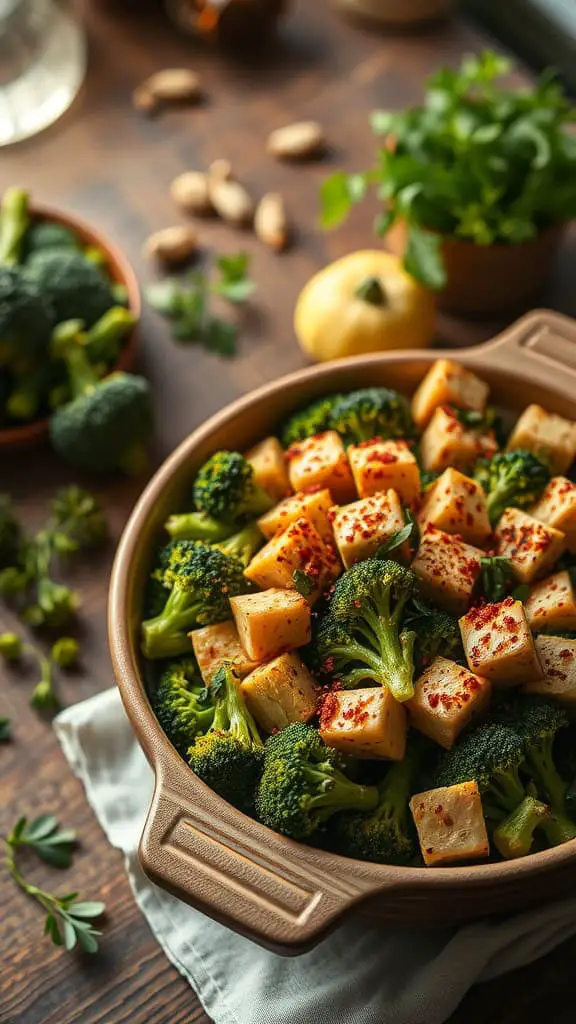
[1,2,576,1021]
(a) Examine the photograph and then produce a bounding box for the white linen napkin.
[55,688,576,1024]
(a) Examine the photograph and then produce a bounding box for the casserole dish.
[109,309,576,955]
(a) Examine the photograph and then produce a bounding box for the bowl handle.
[475,308,576,389]
[139,774,376,954]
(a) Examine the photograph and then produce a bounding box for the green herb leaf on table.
[9,814,77,869]
[213,253,255,303]
[0,717,11,741]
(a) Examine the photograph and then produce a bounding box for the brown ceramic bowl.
[109,309,576,955]
[0,204,140,452]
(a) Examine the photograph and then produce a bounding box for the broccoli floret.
[474,450,550,526]
[255,722,378,840]
[141,541,247,659]
[165,509,235,543]
[24,249,114,327]
[330,736,424,864]
[23,220,81,258]
[280,393,344,448]
[0,494,22,569]
[492,794,550,860]
[330,387,414,445]
[0,187,30,265]
[411,610,464,673]
[214,521,264,566]
[315,559,417,702]
[152,658,215,756]
[0,266,54,366]
[49,323,153,474]
[187,662,264,811]
[193,450,274,525]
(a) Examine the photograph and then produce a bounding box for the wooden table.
[1,2,575,1021]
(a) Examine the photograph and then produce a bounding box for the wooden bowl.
[0,204,141,452]
[109,309,576,955]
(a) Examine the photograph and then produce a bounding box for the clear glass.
[0,0,86,147]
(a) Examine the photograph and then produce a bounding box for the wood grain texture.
[1,1,575,1021]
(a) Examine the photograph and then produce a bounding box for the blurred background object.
[165,0,288,47]
[0,0,86,147]
[333,0,453,26]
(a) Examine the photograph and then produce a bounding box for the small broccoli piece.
[330,387,414,445]
[152,658,215,756]
[48,486,107,551]
[215,521,264,566]
[0,187,30,265]
[316,559,417,702]
[187,662,264,811]
[411,610,464,673]
[23,220,81,258]
[330,736,425,864]
[474,450,550,526]
[256,722,379,840]
[0,494,22,569]
[165,509,235,543]
[193,450,274,526]
[0,266,54,366]
[82,305,137,366]
[280,393,344,448]
[141,541,247,659]
[49,323,153,474]
[24,249,114,327]
[492,794,549,860]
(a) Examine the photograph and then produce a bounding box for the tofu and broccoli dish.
[142,358,576,868]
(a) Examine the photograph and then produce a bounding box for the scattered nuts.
[254,192,289,251]
[267,120,326,160]
[209,179,254,227]
[133,68,202,112]
[143,225,199,264]
[208,158,234,183]
[170,171,212,215]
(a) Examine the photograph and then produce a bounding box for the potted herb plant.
[321,51,576,315]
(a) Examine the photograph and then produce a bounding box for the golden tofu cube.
[406,656,491,750]
[418,467,491,546]
[244,436,291,502]
[495,507,565,585]
[230,588,311,662]
[286,430,355,504]
[319,687,407,760]
[190,620,260,683]
[419,406,497,474]
[411,359,489,428]
[331,490,408,569]
[459,598,541,686]
[524,570,576,633]
[523,636,576,706]
[348,438,420,503]
[410,781,490,867]
[240,652,318,733]
[530,476,576,553]
[507,403,576,475]
[257,488,334,541]
[244,516,339,597]
[411,525,483,614]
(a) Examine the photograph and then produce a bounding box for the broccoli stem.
[541,813,576,847]
[304,764,379,820]
[366,598,415,702]
[492,795,549,859]
[525,737,569,816]
[483,767,527,820]
[215,522,263,566]
[373,740,422,824]
[165,511,234,543]
[225,668,263,748]
[141,589,203,659]
[0,187,29,265]
[63,341,99,399]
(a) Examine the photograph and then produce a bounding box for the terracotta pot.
[0,204,141,453]
[109,309,576,955]
[386,218,566,316]
[334,0,452,24]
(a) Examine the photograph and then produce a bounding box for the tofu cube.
[459,598,542,686]
[407,657,491,750]
[507,403,576,475]
[257,488,334,542]
[524,570,576,633]
[411,525,483,614]
[286,430,355,504]
[495,508,565,585]
[411,359,489,428]
[230,589,311,662]
[244,516,339,598]
[331,490,408,569]
[244,436,291,502]
[410,782,490,867]
[319,687,407,760]
[530,476,576,553]
[418,467,491,546]
[419,406,497,474]
[190,620,260,683]
[523,635,576,706]
[348,438,420,503]
[240,652,318,733]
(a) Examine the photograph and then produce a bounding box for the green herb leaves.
[9,815,77,869]
[292,569,314,598]
[146,251,255,358]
